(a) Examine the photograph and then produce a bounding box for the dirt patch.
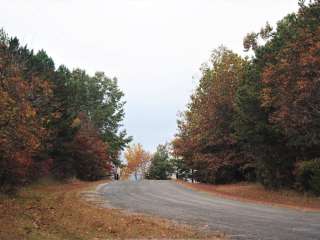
[178,181,320,212]
[0,179,224,240]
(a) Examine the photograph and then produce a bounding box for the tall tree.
[173,47,248,183]
[71,113,111,181]
[146,144,174,180]
[0,31,52,191]
[0,28,131,190]
[238,0,320,188]
[124,143,151,180]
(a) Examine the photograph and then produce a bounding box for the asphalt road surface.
[97,180,320,240]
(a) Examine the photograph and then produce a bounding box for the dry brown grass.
[178,181,320,212]
[0,179,224,240]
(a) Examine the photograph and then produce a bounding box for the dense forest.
[0,30,131,192]
[172,0,320,195]
[1,0,320,196]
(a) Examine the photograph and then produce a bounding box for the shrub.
[240,163,257,182]
[296,159,320,195]
[214,165,244,184]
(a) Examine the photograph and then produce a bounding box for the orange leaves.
[260,87,273,108]
[0,91,16,126]
[123,144,151,178]
[173,47,248,180]
[189,48,245,145]
[40,79,53,97]
[173,0,320,188]
[71,117,81,128]
[296,79,311,92]
[259,8,320,139]
[24,104,37,119]
[0,35,53,189]
[13,151,33,169]
[1,29,130,188]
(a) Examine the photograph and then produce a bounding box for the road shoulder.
[177,180,320,212]
[0,179,225,240]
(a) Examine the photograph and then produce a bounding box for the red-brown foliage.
[72,113,112,181]
[0,40,51,191]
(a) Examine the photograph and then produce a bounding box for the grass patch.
[0,179,224,240]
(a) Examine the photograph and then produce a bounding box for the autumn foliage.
[173,0,320,194]
[0,30,130,192]
[123,144,151,179]
[0,33,52,191]
[173,47,248,184]
[71,113,112,181]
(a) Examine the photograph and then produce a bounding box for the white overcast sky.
[1,0,298,151]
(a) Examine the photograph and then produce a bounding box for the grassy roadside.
[0,179,224,240]
[178,181,320,212]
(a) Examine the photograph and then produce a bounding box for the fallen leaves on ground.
[0,179,225,240]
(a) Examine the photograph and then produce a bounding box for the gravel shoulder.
[98,180,320,240]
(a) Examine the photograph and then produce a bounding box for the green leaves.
[173,1,320,192]
[146,144,174,180]
[0,28,131,190]
[173,47,248,183]
[50,65,131,173]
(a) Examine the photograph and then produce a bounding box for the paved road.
[97,180,320,240]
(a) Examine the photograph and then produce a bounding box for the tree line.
[0,30,131,192]
[172,0,320,195]
[124,143,174,180]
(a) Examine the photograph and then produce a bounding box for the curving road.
[97,180,320,240]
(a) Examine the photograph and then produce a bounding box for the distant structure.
[116,167,121,180]
[110,164,121,180]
